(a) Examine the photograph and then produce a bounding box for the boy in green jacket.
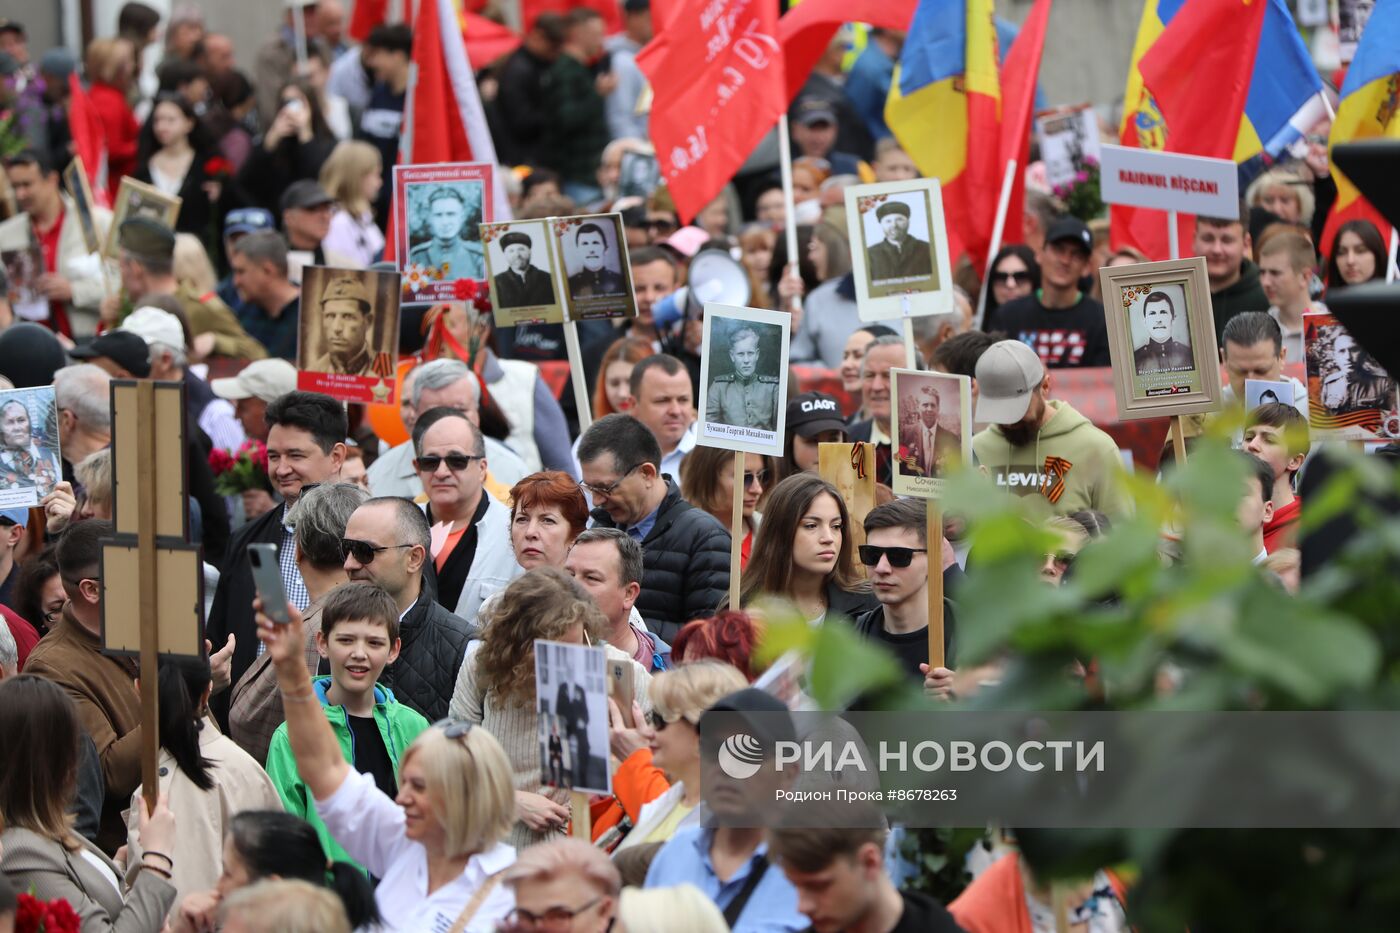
[264,581,429,873]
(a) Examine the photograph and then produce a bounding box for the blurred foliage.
[756,429,1400,930]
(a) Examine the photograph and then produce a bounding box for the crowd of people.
[0,1,1385,931]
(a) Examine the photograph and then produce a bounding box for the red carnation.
[208,447,236,475]
[453,278,481,301]
[204,156,233,179]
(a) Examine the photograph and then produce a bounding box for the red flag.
[520,0,620,35]
[637,0,786,224]
[349,0,415,43]
[995,0,1051,254]
[385,0,509,262]
[463,12,522,67]
[777,0,917,103]
[67,74,110,207]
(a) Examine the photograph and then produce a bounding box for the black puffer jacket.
[591,478,731,642]
[380,584,478,721]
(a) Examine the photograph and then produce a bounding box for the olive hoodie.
[972,400,1132,520]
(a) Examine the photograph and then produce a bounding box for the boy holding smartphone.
[264,581,429,872]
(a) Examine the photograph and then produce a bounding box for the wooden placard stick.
[570,790,592,839]
[819,442,876,555]
[728,451,744,609]
[562,319,593,434]
[901,295,917,369]
[926,499,944,670]
[1170,414,1188,467]
[136,380,160,813]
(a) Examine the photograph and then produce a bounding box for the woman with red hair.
[507,471,590,572]
[593,337,654,418]
[671,611,762,681]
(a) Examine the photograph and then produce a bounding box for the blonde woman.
[1245,166,1315,227]
[256,598,519,932]
[219,880,350,933]
[617,885,730,933]
[173,233,219,299]
[320,140,385,268]
[450,568,651,849]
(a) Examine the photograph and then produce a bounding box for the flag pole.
[292,1,309,68]
[973,159,1019,331]
[777,114,803,318]
[1168,209,1180,260]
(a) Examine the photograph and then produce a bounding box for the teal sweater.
[264,676,429,872]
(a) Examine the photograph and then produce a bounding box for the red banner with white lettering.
[637,0,785,224]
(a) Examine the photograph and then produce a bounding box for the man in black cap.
[106,217,267,359]
[985,216,1111,369]
[791,96,865,176]
[280,180,333,267]
[68,330,152,378]
[867,199,932,282]
[785,391,849,471]
[493,230,556,308]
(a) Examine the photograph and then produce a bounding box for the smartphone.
[607,659,634,727]
[247,543,291,624]
[597,51,613,74]
[281,98,304,114]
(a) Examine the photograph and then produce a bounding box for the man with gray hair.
[231,230,302,361]
[364,358,529,499]
[53,363,112,473]
[230,481,368,763]
[849,335,926,487]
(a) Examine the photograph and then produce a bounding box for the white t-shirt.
[316,768,516,932]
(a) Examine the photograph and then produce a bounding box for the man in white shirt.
[627,354,696,479]
[1259,232,1324,363]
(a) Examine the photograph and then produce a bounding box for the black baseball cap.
[280,179,333,213]
[1045,217,1093,255]
[69,331,153,377]
[786,391,847,439]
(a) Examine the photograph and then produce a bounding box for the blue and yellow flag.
[884,0,1002,265]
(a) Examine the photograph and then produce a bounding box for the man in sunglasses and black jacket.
[850,498,958,699]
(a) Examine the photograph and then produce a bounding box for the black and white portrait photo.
[866,197,933,283]
[697,303,791,458]
[556,213,635,321]
[844,179,953,318]
[1129,285,1194,376]
[484,221,563,327]
[0,386,63,509]
[406,183,485,280]
[534,639,611,795]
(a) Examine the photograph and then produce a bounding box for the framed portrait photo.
[394,162,493,304]
[482,220,565,327]
[1098,256,1221,420]
[0,385,63,509]
[63,157,102,255]
[697,304,790,457]
[890,369,972,500]
[534,639,612,796]
[1303,310,1400,440]
[844,179,955,322]
[104,177,181,260]
[1244,378,1297,412]
[553,212,636,322]
[296,266,402,405]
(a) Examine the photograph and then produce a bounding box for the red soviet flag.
[637,0,786,223]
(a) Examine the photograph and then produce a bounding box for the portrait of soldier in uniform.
[492,230,557,309]
[565,222,625,299]
[867,199,933,282]
[311,274,377,376]
[1322,331,1395,415]
[407,186,484,280]
[705,325,780,432]
[1132,289,1194,375]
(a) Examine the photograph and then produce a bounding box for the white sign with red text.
[1099,145,1239,219]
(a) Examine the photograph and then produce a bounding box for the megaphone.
[653,250,753,330]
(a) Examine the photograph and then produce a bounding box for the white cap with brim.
[120,306,186,350]
[974,340,1046,425]
[211,358,300,403]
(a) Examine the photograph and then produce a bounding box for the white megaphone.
[652,249,753,330]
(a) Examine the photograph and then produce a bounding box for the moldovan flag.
[637,0,786,223]
[385,0,509,263]
[1115,0,1325,259]
[884,0,1002,268]
[1319,4,1399,264]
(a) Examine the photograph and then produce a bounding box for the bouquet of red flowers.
[209,439,275,496]
[203,156,233,180]
[16,892,81,933]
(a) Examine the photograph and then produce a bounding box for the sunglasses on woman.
[647,710,679,731]
[993,270,1031,285]
[857,545,928,568]
[414,453,482,473]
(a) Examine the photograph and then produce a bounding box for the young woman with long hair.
[319,140,385,268]
[679,445,772,568]
[1326,219,1387,291]
[134,92,223,246]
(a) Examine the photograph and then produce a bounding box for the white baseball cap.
[211,358,299,403]
[120,306,186,350]
[974,340,1046,425]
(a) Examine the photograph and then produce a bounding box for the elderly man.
[52,363,112,474]
[866,199,932,281]
[408,187,483,279]
[311,274,377,376]
[211,357,299,444]
[494,230,556,308]
[364,359,528,500]
[1132,290,1193,375]
[4,149,112,338]
[567,222,624,298]
[705,326,779,431]
[341,495,477,720]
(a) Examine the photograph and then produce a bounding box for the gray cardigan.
[0,827,176,933]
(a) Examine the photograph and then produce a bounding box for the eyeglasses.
[993,270,1031,285]
[858,545,928,568]
[642,218,677,233]
[414,453,482,473]
[341,538,414,564]
[742,470,767,488]
[647,710,673,731]
[579,462,643,497]
[500,897,603,932]
[431,718,475,740]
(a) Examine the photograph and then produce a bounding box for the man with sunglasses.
[341,496,478,720]
[850,499,956,697]
[207,391,347,730]
[577,413,730,642]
